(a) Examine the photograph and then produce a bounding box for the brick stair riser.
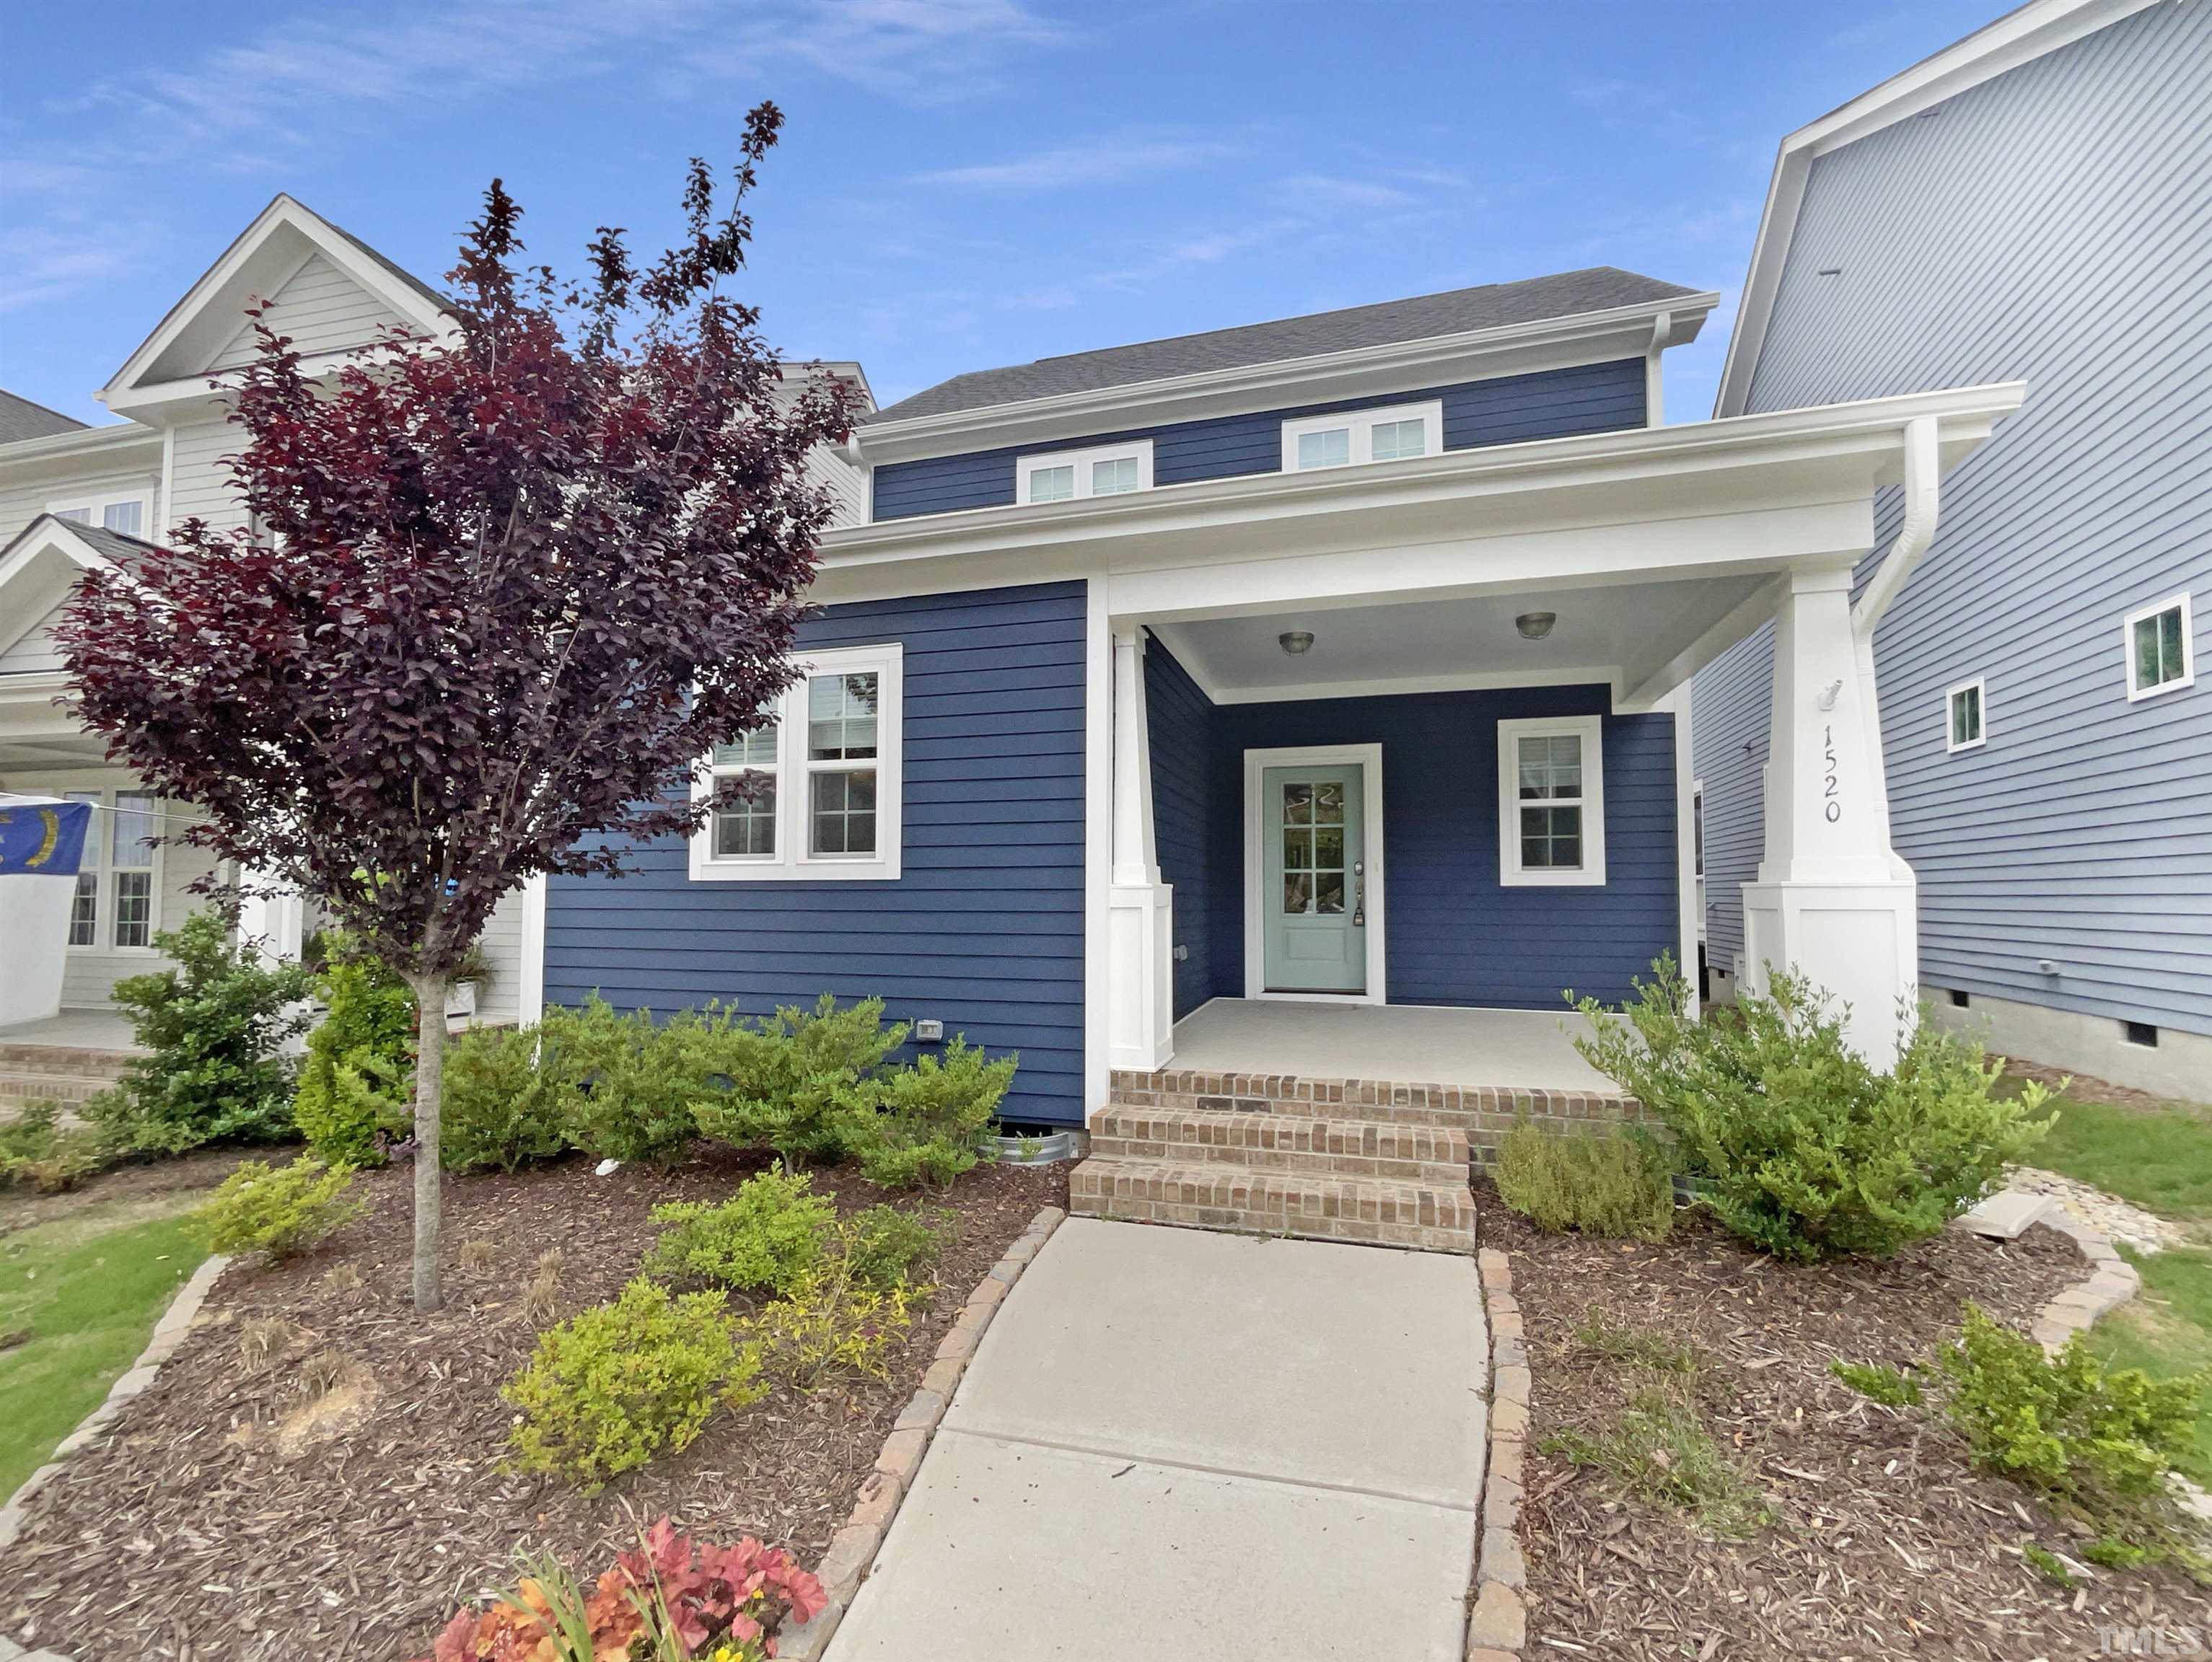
[0,1076,115,1109]
[0,1045,137,1073]
[1069,1159,1475,1254]
[1087,1112,1468,1185]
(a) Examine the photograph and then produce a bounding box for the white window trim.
[1944,674,1987,752]
[1497,713,1607,887]
[2124,591,2194,702]
[57,786,167,955]
[689,643,903,882]
[47,493,152,538]
[1279,400,1445,473]
[1016,439,1154,506]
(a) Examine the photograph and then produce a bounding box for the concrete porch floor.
[0,1008,139,1052]
[1168,996,1614,1092]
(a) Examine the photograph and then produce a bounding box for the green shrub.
[1572,958,2055,1262]
[550,997,719,1166]
[745,1256,917,1390]
[1495,1118,1672,1241]
[0,1103,107,1193]
[441,1024,570,1173]
[504,1277,762,1491]
[1830,1359,1923,1407]
[84,905,315,1155]
[693,995,908,1170]
[841,1204,952,1290]
[1941,1303,2206,1508]
[196,1155,361,1259]
[1574,1314,1698,1376]
[841,1038,1015,1189]
[643,1167,838,1295]
[292,943,416,1165]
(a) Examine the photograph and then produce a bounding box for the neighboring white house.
[0,194,872,1038]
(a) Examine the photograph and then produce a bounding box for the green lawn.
[0,1206,205,1499]
[2026,1081,2212,1487]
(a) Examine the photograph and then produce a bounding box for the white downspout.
[1849,413,1940,867]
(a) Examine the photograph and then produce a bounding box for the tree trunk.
[411,971,452,1313]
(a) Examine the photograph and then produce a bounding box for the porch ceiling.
[1155,573,1767,705]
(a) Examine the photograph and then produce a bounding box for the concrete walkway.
[828,1218,1488,1661]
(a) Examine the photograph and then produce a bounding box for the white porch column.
[1741,566,1918,1067]
[234,863,305,966]
[1106,626,1174,1072]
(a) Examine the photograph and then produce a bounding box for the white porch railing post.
[1107,627,1174,1072]
[1740,567,1918,1067]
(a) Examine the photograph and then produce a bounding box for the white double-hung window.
[49,495,149,537]
[58,786,163,950]
[1945,676,1986,752]
[690,643,903,881]
[1496,715,1607,887]
[1281,400,1444,473]
[1016,439,1154,506]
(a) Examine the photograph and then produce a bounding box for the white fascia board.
[0,422,164,483]
[100,194,457,418]
[1716,0,2160,418]
[856,295,1719,467]
[822,382,2024,587]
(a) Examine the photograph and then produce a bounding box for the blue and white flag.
[0,796,95,1026]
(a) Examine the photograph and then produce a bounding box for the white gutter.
[1852,413,1939,641]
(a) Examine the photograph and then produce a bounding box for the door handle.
[1353,858,1366,928]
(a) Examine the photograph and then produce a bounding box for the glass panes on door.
[112,792,157,947]
[1517,734,1584,871]
[711,724,778,858]
[1280,781,1348,914]
[808,672,879,856]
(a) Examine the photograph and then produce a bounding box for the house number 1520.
[1822,725,1842,822]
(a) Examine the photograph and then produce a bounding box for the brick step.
[0,1072,120,1110]
[1089,1105,1468,1185]
[0,1044,139,1075]
[1069,1156,1476,1254]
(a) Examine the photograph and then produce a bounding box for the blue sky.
[3,0,2004,428]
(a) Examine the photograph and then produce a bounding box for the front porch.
[1167,996,1613,1094]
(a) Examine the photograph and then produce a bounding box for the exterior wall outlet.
[913,1017,945,1042]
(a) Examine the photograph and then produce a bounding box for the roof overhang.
[856,294,1717,467]
[1716,0,2160,417]
[0,421,162,485]
[99,194,458,424]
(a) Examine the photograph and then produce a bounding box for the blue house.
[1693,0,2212,1099]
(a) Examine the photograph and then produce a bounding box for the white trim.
[1497,713,1607,887]
[687,643,904,881]
[1717,0,2161,417]
[1944,674,1988,751]
[517,871,547,1026]
[1280,400,1444,473]
[1084,578,1113,1113]
[1241,743,1386,1006]
[1017,439,1154,506]
[1209,664,1623,706]
[859,296,1716,466]
[1666,686,1700,1015]
[2123,591,2194,702]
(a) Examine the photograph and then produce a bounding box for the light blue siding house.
[1693,0,2212,1098]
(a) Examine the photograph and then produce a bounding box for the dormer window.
[1281,401,1444,472]
[1017,440,1154,506]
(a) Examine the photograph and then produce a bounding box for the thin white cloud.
[916,138,1237,190]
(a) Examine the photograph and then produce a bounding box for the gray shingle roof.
[0,389,89,447]
[67,519,164,569]
[869,267,1700,424]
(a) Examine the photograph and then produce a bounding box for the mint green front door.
[1261,764,1366,994]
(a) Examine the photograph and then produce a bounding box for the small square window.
[1498,716,1606,886]
[1946,678,1985,752]
[1092,456,1139,495]
[102,501,144,537]
[1028,465,1074,504]
[2125,594,2193,700]
[1370,418,1426,462]
[1017,442,1151,506]
[1296,428,1351,470]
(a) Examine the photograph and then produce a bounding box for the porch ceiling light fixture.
[1515,611,1556,641]
[1278,630,1315,656]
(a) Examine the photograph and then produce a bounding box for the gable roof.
[1716,0,2162,416]
[0,390,89,447]
[872,267,1705,424]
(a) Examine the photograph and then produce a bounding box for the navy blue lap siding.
[873,359,1645,522]
[1144,636,1677,1012]
[543,580,1089,1125]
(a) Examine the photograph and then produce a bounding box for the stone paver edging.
[0,1251,231,1662]
[2030,1208,2142,1353]
[779,1204,1066,1662]
[1466,1247,1528,1662]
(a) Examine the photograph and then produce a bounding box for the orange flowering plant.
[421,1518,827,1661]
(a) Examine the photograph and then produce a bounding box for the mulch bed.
[0,1148,1066,1661]
[1489,1197,2212,1659]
